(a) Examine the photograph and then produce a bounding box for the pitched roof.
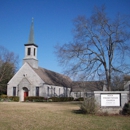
[72,81,103,92]
[124,75,130,81]
[29,64,103,90]
[32,67,72,88]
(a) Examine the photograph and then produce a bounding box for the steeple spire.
[23,18,38,68]
[28,17,34,43]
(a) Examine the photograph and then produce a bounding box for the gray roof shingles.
[32,65,103,91]
[33,67,72,88]
[72,81,103,92]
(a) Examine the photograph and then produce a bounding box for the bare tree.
[111,73,124,91]
[0,46,19,94]
[55,6,130,91]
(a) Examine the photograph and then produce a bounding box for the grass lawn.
[0,102,130,130]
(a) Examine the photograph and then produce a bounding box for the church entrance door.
[24,92,28,100]
[23,87,29,101]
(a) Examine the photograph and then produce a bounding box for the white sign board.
[101,94,120,107]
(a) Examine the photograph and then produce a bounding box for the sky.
[0,0,130,74]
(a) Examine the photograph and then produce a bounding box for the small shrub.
[50,97,60,102]
[68,97,74,101]
[0,94,8,99]
[80,97,97,114]
[60,97,66,102]
[74,97,84,101]
[50,97,74,102]
[0,95,19,102]
[122,100,130,115]
[25,96,46,102]
[8,96,19,102]
[0,95,7,101]
[47,98,52,102]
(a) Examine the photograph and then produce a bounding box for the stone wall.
[94,91,129,114]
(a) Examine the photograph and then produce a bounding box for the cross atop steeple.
[28,17,35,44]
[32,17,34,22]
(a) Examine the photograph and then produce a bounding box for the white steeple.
[23,18,38,69]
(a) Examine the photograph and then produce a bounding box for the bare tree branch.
[55,6,130,90]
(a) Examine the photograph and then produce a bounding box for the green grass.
[0,102,130,130]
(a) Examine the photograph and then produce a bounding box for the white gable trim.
[24,63,45,85]
[8,62,28,84]
[19,77,32,86]
[8,62,45,86]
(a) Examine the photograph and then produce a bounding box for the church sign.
[101,94,121,107]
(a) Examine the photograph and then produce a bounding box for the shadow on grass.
[72,109,85,114]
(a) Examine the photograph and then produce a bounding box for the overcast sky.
[0,0,130,73]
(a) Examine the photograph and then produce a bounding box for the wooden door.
[24,92,28,101]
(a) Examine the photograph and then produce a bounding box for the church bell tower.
[23,18,38,68]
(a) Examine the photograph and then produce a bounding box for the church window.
[66,88,68,97]
[59,88,60,97]
[13,87,16,96]
[28,48,31,55]
[75,92,78,97]
[64,87,66,97]
[47,87,50,96]
[51,86,52,96]
[36,87,39,96]
[54,88,55,96]
[34,48,35,56]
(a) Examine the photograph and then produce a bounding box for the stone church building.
[7,19,72,101]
